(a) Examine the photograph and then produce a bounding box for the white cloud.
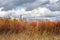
[31,7,51,17]
[0,8,8,18]
[0,7,60,21]
[49,0,59,3]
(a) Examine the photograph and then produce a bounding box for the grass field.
[0,19,60,40]
[0,30,60,40]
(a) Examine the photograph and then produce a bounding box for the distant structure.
[19,14,27,22]
[20,15,26,21]
[19,15,59,22]
[20,15,23,21]
[21,16,51,22]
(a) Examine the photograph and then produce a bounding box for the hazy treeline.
[0,18,60,34]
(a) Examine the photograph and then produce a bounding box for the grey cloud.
[22,0,60,11]
[22,0,49,10]
[0,0,35,11]
[48,1,60,11]
[0,0,60,11]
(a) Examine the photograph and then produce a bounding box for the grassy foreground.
[0,31,60,40]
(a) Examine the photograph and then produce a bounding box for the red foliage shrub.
[0,18,60,34]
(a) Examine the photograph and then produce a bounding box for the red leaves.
[30,22,37,27]
[0,18,60,33]
[15,21,25,32]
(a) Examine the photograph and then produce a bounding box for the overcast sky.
[0,0,60,11]
[0,0,60,21]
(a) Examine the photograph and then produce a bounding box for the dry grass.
[0,19,60,40]
[0,31,60,40]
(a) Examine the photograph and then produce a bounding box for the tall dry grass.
[0,18,60,40]
[0,31,60,40]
